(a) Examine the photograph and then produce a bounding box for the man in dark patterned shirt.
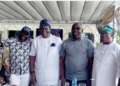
[2,26,32,86]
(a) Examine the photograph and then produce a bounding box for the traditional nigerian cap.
[21,26,31,35]
[40,19,51,27]
[101,25,113,34]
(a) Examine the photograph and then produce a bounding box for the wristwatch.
[30,71,35,74]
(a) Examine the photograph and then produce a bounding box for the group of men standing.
[0,19,120,86]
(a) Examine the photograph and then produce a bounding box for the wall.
[0,23,100,46]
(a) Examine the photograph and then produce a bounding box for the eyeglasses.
[101,31,111,36]
[72,27,82,30]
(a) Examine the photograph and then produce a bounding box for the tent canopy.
[0,1,117,24]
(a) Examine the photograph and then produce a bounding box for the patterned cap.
[101,25,113,34]
[21,26,31,35]
[40,19,51,27]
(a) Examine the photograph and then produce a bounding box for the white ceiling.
[0,1,116,24]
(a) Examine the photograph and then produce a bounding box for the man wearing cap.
[30,19,62,86]
[1,26,32,86]
[92,25,120,86]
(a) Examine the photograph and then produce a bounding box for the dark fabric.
[0,65,5,77]
[0,65,9,85]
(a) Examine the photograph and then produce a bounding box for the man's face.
[72,23,83,39]
[19,32,29,42]
[101,30,112,44]
[40,26,51,37]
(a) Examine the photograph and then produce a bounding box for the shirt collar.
[70,37,82,41]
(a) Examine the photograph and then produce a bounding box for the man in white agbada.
[30,19,62,86]
[92,25,120,86]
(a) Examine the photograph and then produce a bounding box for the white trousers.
[10,73,30,86]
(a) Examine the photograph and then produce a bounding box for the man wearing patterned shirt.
[2,26,32,86]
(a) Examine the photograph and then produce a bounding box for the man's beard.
[72,34,80,40]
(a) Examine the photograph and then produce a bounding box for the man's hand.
[31,73,36,85]
[3,63,10,74]
[61,77,66,86]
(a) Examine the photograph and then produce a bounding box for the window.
[8,30,34,38]
[36,28,63,40]
[68,32,94,43]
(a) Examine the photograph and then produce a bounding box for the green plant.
[116,31,120,44]
[96,42,100,46]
